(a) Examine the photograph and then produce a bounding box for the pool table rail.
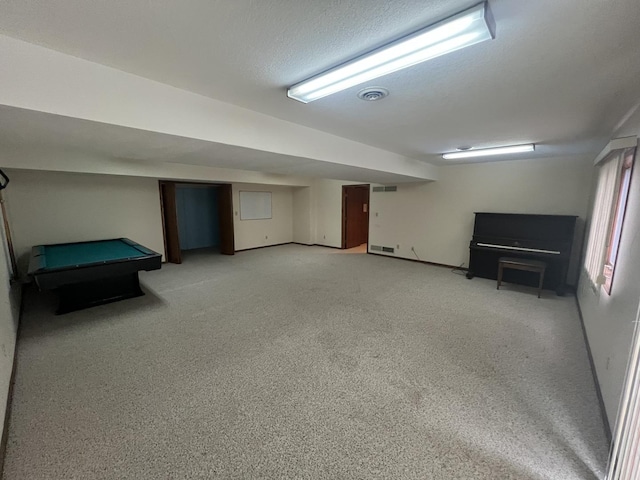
[27,238,162,313]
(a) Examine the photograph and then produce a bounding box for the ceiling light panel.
[287,2,495,103]
[442,144,535,159]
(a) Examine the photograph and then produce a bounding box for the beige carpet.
[3,245,609,479]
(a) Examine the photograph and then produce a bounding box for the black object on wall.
[0,170,8,190]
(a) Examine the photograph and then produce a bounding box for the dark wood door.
[160,181,182,264]
[342,185,370,249]
[217,184,235,255]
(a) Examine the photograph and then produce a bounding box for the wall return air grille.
[370,245,395,253]
[372,186,397,192]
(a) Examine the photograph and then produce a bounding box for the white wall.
[4,169,165,274]
[0,34,437,182]
[0,200,20,446]
[312,179,366,248]
[232,184,293,251]
[0,149,313,188]
[292,187,313,245]
[578,138,640,428]
[3,169,303,266]
[369,155,594,283]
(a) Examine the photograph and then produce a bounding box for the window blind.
[583,152,622,287]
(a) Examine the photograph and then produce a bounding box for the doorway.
[159,181,235,263]
[342,184,370,250]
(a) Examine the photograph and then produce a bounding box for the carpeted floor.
[3,245,609,479]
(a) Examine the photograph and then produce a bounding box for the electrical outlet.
[323,235,326,239]
[606,357,611,370]
[411,246,415,251]
[396,244,400,249]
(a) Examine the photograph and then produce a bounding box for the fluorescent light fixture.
[442,144,535,160]
[287,2,495,103]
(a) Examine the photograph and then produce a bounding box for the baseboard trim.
[0,283,24,477]
[312,244,342,250]
[234,242,347,252]
[291,242,344,250]
[575,296,612,445]
[367,252,580,293]
[235,242,294,252]
[367,251,467,271]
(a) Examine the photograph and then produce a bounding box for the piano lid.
[472,213,577,245]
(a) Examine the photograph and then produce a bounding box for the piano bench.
[497,257,547,298]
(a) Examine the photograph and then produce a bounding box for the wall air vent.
[372,187,384,192]
[384,186,397,192]
[371,245,395,253]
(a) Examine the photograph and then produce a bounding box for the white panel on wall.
[232,184,293,251]
[240,191,272,220]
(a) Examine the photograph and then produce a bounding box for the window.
[603,150,635,293]
[584,147,636,294]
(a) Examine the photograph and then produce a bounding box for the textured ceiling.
[0,106,424,184]
[1,0,639,164]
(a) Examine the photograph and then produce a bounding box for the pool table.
[28,238,162,314]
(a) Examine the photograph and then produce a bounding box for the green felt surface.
[43,240,146,269]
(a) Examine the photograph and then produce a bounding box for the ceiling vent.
[357,87,389,101]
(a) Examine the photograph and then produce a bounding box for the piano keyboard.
[476,242,561,255]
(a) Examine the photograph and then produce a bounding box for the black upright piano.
[466,213,577,295]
